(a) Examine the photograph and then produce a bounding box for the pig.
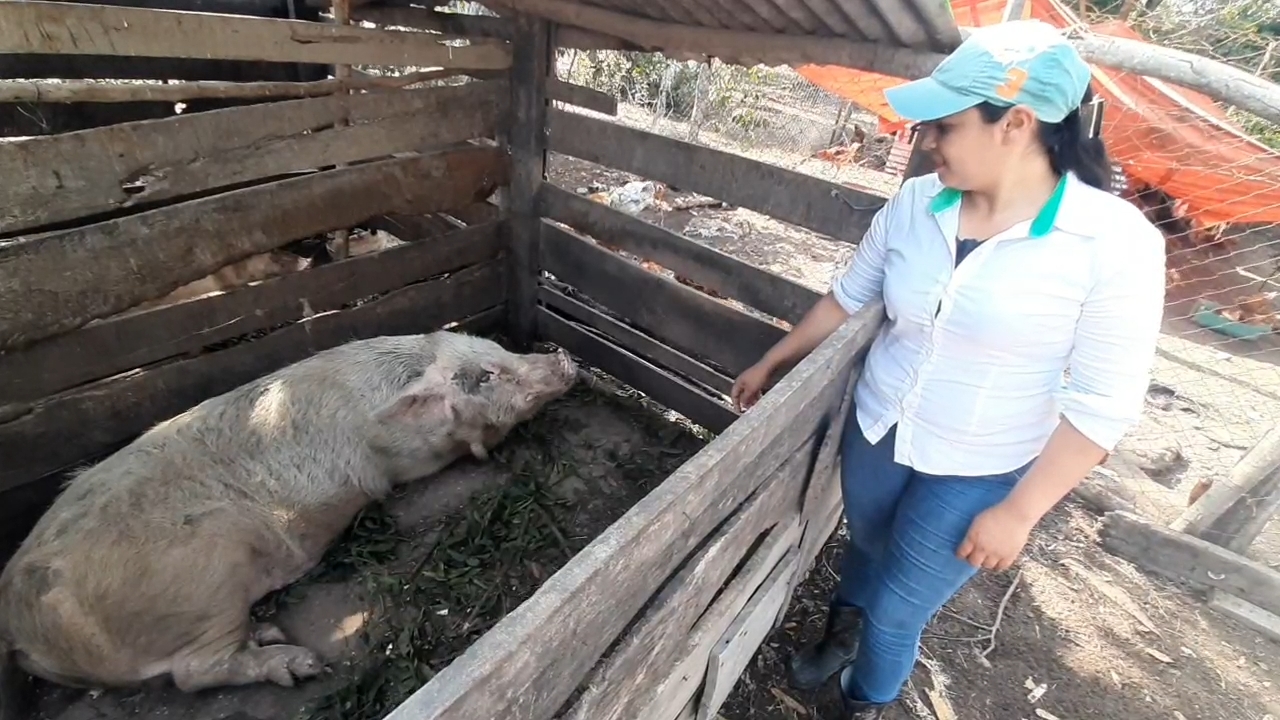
[105,249,313,321]
[0,331,577,714]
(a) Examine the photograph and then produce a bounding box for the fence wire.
[551,19,1280,564]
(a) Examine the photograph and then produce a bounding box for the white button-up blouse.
[832,171,1167,477]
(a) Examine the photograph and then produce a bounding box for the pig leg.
[249,623,288,646]
[171,643,323,692]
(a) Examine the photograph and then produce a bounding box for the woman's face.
[916,105,1037,191]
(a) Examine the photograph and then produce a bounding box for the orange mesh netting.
[796,0,1280,226]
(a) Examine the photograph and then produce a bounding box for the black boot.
[839,666,893,719]
[786,603,863,690]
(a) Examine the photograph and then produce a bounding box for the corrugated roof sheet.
[571,0,960,52]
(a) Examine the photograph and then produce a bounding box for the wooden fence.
[0,3,896,718]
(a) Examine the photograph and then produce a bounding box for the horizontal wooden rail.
[353,5,512,38]
[382,301,882,720]
[538,303,738,433]
[0,145,508,351]
[1,80,507,236]
[0,259,505,493]
[539,221,786,378]
[561,441,815,720]
[0,53,327,82]
[1100,511,1280,617]
[0,68,490,103]
[350,5,631,52]
[0,221,503,410]
[539,184,820,325]
[547,108,887,243]
[0,1,513,69]
[538,286,733,396]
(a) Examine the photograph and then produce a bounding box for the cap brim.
[883,77,983,122]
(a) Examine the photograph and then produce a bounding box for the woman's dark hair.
[975,84,1113,192]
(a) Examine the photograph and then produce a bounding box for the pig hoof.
[266,645,324,687]
[172,644,325,692]
[250,622,288,646]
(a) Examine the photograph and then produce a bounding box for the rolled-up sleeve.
[1059,219,1167,452]
[830,187,900,315]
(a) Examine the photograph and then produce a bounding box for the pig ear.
[376,390,455,424]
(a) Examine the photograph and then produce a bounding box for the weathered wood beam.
[0,70,475,103]
[505,13,552,350]
[0,80,506,235]
[0,222,503,411]
[975,28,1280,127]
[538,287,734,396]
[540,222,786,377]
[539,184,819,324]
[1174,423,1280,553]
[0,1,512,70]
[1100,511,1280,617]
[538,308,737,433]
[548,110,886,243]
[0,145,508,351]
[559,453,808,720]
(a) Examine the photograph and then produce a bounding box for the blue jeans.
[834,418,1032,704]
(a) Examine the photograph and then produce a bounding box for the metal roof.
[580,0,961,52]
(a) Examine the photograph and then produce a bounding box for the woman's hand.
[730,361,775,413]
[956,501,1037,572]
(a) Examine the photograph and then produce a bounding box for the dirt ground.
[544,153,1280,720]
[22,360,707,720]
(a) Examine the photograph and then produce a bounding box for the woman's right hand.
[730,361,775,413]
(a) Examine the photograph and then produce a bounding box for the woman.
[730,20,1166,720]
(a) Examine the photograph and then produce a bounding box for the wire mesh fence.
[547,10,1280,566]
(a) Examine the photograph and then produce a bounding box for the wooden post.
[506,14,551,349]
[329,0,352,260]
[1001,0,1028,22]
[1174,423,1280,553]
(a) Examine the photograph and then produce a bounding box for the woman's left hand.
[956,501,1037,572]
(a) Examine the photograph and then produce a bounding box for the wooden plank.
[1207,591,1280,643]
[547,109,886,243]
[0,54,327,82]
[540,222,786,377]
[1100,511,1280,617]
[0,80,507,236]
[538,286,733,396]
[352,6,513,39]
[381,300,882,720]
[698,548,799,720]
[349,4,630,54]
[0,2,513,69]
[538,308,737,433]
[0,222,503,409]
[548,79,617,116]
[563,470,804,720]
[790,358,863,598]
[1175,423,1280,553]
[505,14,551,349]
[0,260,504,493]
[539,184,819,324]
[638,522,803,720]
[0,144,508,351]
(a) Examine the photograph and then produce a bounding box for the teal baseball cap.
[884,19,1093,124]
